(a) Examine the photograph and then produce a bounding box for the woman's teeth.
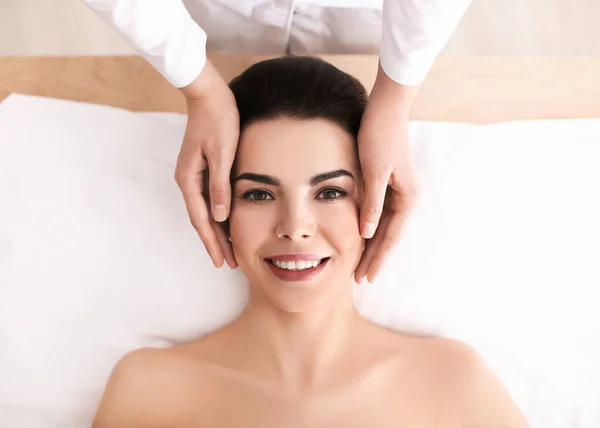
[272,259,322,271]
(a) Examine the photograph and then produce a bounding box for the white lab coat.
[81,0,471,88]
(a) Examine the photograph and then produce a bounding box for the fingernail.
[361,222,376,239]
[213,204,227,222]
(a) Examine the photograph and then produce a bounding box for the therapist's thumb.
[207,151,235,222]
[359,165,390,239]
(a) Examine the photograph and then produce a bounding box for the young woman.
[92,56,529,428]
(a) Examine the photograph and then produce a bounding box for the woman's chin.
[265,290,335,314]
[255,275,352,314]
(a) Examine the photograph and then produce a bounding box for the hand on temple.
[354,62,421,284]
[175,60,238,269]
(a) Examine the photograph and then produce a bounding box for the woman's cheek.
[229,205,272,248]
[319,202,361,242]
[320,204,364,269]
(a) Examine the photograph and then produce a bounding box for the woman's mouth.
[264,257,330,282]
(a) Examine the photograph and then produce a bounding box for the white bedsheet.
[0,94,599,427]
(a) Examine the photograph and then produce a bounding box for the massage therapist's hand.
[354,62,421,284]
[175,60,238,269]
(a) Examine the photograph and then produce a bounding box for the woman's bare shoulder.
[439,339,530,427]
[390,335,530,428]
[92,346,212,428]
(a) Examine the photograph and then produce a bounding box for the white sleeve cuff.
[380,0,471,86]
[379,45,431,86]
[81,0,207,89]
[157,19,207,88]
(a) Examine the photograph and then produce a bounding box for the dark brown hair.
[228,56,368,137]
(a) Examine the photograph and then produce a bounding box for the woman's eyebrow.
[234,169,354,186]
[309,169,355,185]
[234,173,281,186]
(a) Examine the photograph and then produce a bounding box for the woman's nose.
[275,205,317,241]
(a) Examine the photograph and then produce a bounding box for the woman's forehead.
[235,118,359,179]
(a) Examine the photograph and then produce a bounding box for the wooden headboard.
[1,55,599,123]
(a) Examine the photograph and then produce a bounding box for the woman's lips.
[265,258,329,282]
[268,253,324,261]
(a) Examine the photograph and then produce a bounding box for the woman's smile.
[264,254,332,283]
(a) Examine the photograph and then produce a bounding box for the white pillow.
[0,94,599,428]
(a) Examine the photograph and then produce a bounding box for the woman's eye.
[317,188,348,200]
[240,190,274,203]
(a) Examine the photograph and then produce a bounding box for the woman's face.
[229,117,365,313]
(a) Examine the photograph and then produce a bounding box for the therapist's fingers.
[359,199,411,284]
[210,217,237,269]
[177,167,225,268]
[174,61,240,267]
[354,168,419,284]
[354,211,392,284]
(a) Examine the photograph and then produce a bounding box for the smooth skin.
[93,118,529,428]
[175,59,420,284]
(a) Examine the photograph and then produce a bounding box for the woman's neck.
[228,286,365,392]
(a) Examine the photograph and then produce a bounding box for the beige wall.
[1,0,599,57]
[444,0,600,57]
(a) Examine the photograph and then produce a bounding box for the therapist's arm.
[355,0,471,284]
[81,0,238,269]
